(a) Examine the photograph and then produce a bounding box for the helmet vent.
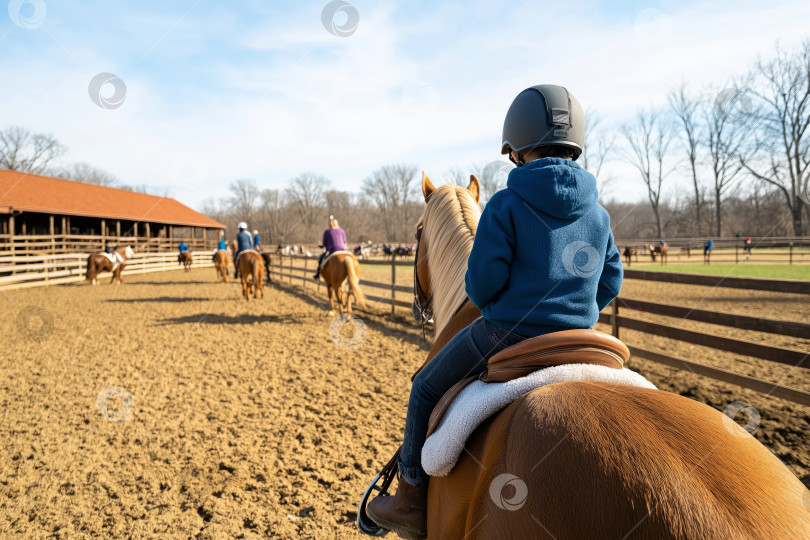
[551,108,570,126]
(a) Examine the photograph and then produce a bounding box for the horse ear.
[467,174,481,203]
[422,171,436,203]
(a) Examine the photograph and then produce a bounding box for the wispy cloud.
[1,0,808,208]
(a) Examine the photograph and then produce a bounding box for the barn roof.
[0,168,225,229]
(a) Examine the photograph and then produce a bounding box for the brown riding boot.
[367,476,427,539]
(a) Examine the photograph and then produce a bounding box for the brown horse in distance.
[213,249,230,282]
[236,251,264,300]
[85,246,134,285]
[320,252,365,315]
[361,173,810,539]
[178,250,193,272]
[649,243,668,265]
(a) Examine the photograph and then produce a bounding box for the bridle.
[412,223,434,333]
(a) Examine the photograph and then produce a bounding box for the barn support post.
[611,298,620,339]
[9,214,15,275]
[61,216,66,251]
[49,215,55,255]
[116,220,121,240]
[391,253,397,315]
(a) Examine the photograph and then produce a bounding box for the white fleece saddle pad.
[421,364,657,477]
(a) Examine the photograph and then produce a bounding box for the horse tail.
[344,256,365,307]
[86,254,95,281]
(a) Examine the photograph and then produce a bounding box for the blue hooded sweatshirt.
[465,158,623,337]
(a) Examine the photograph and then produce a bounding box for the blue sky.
[1,0,809,209]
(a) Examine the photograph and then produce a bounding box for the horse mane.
[421,185,481,336]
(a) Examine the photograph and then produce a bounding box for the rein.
[412,224,434,338]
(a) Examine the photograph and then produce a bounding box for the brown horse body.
[397,174,808,539]
[320,252,364,315]
[178,250,193,271]
[649,244,668,265]
[236,251,264,300]
[85,246,133,285]
[213,250,230,282]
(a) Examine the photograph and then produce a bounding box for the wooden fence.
[271,254,810,406]
[0,233,214,255]
[617,236,810,265]
[0,251,214,291]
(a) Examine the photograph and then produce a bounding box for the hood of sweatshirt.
[506,157,598,220]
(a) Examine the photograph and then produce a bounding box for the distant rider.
[313,216,347,280]
[212,237,228,262]
[253,230,261,251]
[234,222,254,278]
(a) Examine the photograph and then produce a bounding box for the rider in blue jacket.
[234,222,254,278]
[367,85,624,539]
[178,241,189,253]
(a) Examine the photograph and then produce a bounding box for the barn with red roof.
[0,168,225,252]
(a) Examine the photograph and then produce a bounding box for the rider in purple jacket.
[314,216,347,280]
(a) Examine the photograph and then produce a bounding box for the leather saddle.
[425,328,629,438]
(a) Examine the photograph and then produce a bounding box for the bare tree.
[741,40,810,236]
[361,164,418,241]
[227,179,260,227]
[52,162,119,186]
[620,109,676,239]
[0,126,66,174]
[704,85,758,237]
[285,172,329,231]
[669,84,706,234]
[582,108,617,195]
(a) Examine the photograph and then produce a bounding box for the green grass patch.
[628,264,810,281]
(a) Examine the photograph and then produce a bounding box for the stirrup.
[357,446,400,536]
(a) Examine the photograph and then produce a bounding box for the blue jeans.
[398,317,526,484]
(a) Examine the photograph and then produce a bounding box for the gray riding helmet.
[501,84,585,162]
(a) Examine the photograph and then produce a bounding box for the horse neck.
[425,192,479,337]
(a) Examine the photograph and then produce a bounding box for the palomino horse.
[649,243,668,265]
[178,250,193,272]
[319,252,365,315]
[236,250,264,300]
[85,246,134,285]
[358,173,809,539]
[213,249,230,282]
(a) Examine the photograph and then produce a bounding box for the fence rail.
[0,233,215,255]
[0,250,213,291]
[269,253,810,407]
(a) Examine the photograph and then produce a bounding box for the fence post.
[790,242,793,265]
[735,240,738,264]
[391,253,397,316]
[611,298,620,339]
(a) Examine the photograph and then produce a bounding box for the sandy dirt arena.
[2,265,809,538]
